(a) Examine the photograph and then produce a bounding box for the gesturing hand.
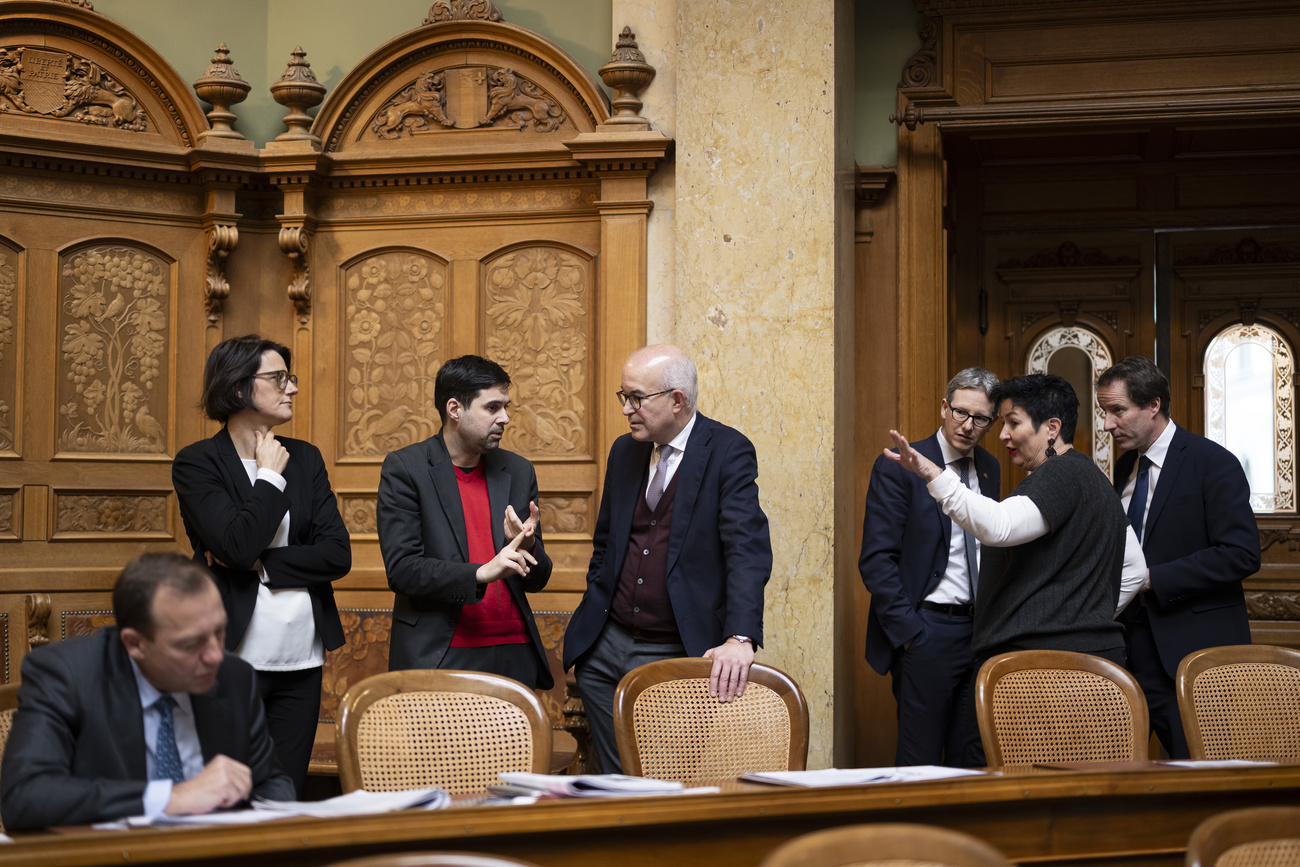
[475,526,538,584]
[503,501,540,552]
[883,429,942,483]
[254,430,289,475]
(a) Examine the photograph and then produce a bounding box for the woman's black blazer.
[172,427,350,651]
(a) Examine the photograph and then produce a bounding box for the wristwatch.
[730,634,752,644]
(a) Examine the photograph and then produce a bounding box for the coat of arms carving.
[370,66,564,139]
[0,47,148,131]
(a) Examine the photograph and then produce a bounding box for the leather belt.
[920,601,973,617]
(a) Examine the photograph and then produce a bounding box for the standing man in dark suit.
[859,367,1001,766]
[1097,355,1261,758]
[0,553,294,831]
[378,355,553,690]
[563,344,773,774]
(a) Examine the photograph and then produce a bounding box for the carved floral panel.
[64,611,115,640]
[339,494,378,535]
[318,609,391,724]
[56,245,170,455]
[53,492,169,538]
[0,240,16,453]
[539,494,589,535]
[0,488,14,537]
[341,251,447,457]
[485,246,590,457]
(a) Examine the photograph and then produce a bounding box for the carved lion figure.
[371,71,452,140]
[59,59,146,130]
[482,68,565,132]
[0,48,30,113]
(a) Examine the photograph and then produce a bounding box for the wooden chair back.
[335,670,552,795]
[759,823,1014,867]
[0,682,19,834]
[325,854,542,867]
[613,658,808,782]
[1177,644,1300,762]
[976,649,1149,767]
[1186,807,1300,867]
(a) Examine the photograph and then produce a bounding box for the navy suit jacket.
[377,433,553,688]
[172,428,350,652]
[859,434,1000,676]
[563,413,772,669]
[0,627,294,831]
[1116,424,1260,677]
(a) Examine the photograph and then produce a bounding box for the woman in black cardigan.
[173,335,351,795]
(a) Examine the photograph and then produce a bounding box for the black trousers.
[255,665,323,798]
[439,642,544,690]
[1124,612,1189,759]
[889,607,975,767]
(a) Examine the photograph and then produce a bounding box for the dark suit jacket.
[859,434,1000,676]
[0,627,294,831]
[563,413,773,669]
[377,433,554,688]
[1116,424,1261,676]
[172,428,350,651]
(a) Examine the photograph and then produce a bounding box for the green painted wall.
[854,0,919,168]
[99,0,613,145]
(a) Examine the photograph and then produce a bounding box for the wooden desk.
[6,764,1299,867]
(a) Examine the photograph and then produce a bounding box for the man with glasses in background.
[859,367,1001,766]
[562,344,773,774]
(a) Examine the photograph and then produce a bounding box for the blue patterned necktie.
[154,695,186,784]
[1127,455,1153,544]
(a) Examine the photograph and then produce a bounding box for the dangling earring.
[1045,436,1057,458]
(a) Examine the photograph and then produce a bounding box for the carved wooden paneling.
[340,250,448,459]
[0,489,15,541]
[0,239,18,457]
[50,489,172,540]
[338,492,379,537]
[62,609,113,639]
[318,608,390,725]
[486,245,592,460]
[56,244,171,457]
[538,493,589,536]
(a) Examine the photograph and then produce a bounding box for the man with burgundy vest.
[563,345,773,773]
[378,355,554,690]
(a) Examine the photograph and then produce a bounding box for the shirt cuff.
[256,467,287,491]
[927,467,961,500]
[143,780,173,819]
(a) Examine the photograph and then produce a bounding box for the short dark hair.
[112,553,216,639]
[991,373,1079,444]
[200,334,292,423]
[1096,355,1171,418]
[434,355,511,424]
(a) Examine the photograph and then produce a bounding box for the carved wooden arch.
[0,1,211,149]
[311,14,611,158]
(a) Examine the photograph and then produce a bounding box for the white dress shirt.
[1118,419,1176,540]
[926,432,979,605]
[644,411,698,499]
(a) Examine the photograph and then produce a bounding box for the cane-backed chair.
[1186,807,1300,867]
[0,682,19,834]
[613,658,808,782]
[976,650,1149,767]
[336,670,551,794]
[1177,645,1300,762]
[759,823,1014,867]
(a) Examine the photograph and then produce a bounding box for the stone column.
[673,0,855,768]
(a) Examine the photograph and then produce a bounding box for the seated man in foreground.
[0,552,294,830]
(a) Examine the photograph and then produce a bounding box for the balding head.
[620,344,698,444]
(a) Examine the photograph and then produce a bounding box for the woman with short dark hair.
[173,335,350,795]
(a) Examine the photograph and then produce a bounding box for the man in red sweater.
[378,356,554,689]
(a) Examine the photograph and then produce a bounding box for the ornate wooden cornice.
[855,166,896,208]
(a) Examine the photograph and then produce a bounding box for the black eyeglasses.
[950,406,994,429]
[615,389,671,410]
[253,371,299,391]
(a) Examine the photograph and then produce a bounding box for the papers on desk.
[741,766,986,788]
[1162,760,1279,769]
[497,772,718,798]
[115,786,450,827]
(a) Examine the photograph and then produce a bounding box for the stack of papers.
[497,772,716,798]
[741,766,986,788]
[113,786,449,827]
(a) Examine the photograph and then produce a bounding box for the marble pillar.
[672,0,855,768]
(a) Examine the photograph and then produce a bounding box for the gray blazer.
[377,433,554,688]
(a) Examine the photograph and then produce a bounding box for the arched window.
[1204,324,1295,513]
[1026,326,1115,480]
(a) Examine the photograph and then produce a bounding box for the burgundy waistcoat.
[609,469,681,644]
